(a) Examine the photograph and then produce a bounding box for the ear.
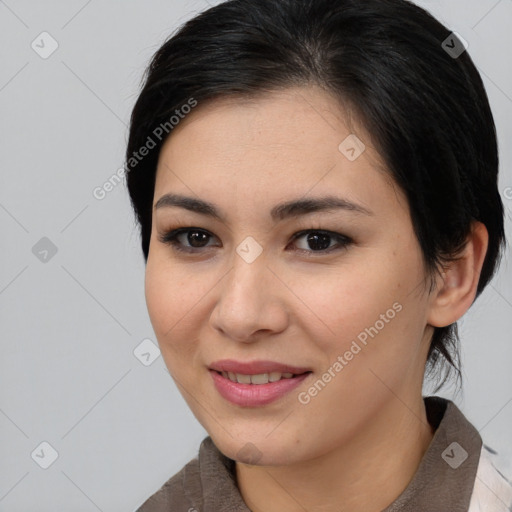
[427,221,489,328]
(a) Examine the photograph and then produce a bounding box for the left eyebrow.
[153,193,374,223]
[270,196,374,220]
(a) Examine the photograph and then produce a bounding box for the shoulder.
[134,453,202,512]
[468,444,512,512]
[134,436,245,512]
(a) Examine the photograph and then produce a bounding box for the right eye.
[158,227,219,254]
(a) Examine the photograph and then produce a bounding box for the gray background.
[0,0,511,510]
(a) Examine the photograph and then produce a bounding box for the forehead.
[160,86,365,156]
[153,86,403,218]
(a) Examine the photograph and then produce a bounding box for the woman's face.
[145,86,436,465]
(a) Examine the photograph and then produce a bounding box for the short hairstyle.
[125,0,506,389]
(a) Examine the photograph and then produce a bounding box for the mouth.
[208,360,313,406]
[209,359,312,376]
[212,369,312,385]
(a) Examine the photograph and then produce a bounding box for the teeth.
[237,373,252,384]
[250,373,269,384]
[220,371,298,384]
[269,371,282,382]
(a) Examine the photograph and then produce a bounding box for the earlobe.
[427,221,489,328]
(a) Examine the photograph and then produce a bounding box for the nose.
[210,252,289,343]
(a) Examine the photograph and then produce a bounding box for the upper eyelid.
[159,227,351,251]
[161,226,347,239]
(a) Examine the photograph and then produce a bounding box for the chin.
[208,429,301,467]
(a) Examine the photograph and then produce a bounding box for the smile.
[217,371,299,384]
[209,369,312,406]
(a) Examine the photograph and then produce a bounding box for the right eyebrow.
[154,193,374,223]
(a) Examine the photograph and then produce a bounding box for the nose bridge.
[212,242,287,340]
[225,243,270,311]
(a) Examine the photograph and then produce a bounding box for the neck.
[235,396,435,512]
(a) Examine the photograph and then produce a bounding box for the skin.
[144,85,489,512]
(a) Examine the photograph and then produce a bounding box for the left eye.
[290,230,352,254]
[158,227,352,255]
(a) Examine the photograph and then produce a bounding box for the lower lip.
[209,370,311,407]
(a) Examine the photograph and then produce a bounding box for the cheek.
[292,253,426,375]
[291,263,401,343]
[144,258,216,364]
[144,260,196,345]
[145,261,173,335]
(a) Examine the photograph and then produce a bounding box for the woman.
[126,0,512,510]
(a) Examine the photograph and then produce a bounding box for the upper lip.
[209,359,312,375]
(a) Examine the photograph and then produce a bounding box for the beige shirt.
[136,396,512,511]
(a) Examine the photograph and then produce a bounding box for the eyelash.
[157,226,353,257]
